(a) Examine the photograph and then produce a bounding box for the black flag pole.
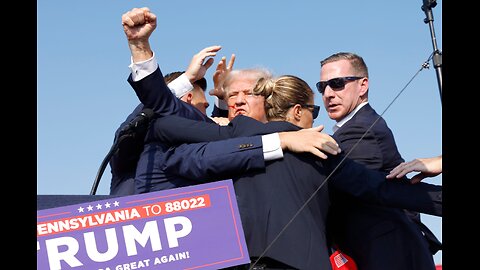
[421,0,442,105]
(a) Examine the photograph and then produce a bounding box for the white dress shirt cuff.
[167,73,194,98]
[262,133,284,161]
[128,51,194,98]
[128,52,158,82]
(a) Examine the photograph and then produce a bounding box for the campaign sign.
[37,180,250,270]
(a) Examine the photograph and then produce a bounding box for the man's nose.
[235,92,247,103]
[323,86,335,97]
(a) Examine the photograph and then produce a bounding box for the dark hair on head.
[193,77,207,91]
[163,71,207,91]
[163,71,184,84]
[253,75,314,121]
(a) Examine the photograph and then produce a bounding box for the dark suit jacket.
[152,114,441,216]
[149,114,442,269]
[137,115,301,193]
[109,103,146,195]
[211,103,228,118]
[328,103,438,270]
[109,67,211,195]
[154,117,334,269]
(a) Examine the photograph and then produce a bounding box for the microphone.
[118,108,155,136]
[90,108,154,195]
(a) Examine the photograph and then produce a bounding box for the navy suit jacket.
[148,114,442,269]
[151,116,333,269]
[137,116,300,192]
[109,67,211,195]
[328,103,439,270]
[152,114,441,216]
[109,103,147,195]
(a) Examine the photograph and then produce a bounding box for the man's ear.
[359,77,369,96]
[184,92,193,104]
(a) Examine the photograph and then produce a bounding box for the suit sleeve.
[334,116,404,172]
[334,125,385,170]
[162,136,266,180]
[211,104,228,118]
[147,115,299,144]
[326,155,442,217]
[157,119,300,180]
[146,115,235,144]
[127,67,208,121]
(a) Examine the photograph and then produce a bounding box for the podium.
[37,195,121,210]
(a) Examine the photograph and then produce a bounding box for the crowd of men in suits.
[109,7,442,270]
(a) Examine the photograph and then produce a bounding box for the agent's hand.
[386,155,442,184]
[279,125,341,159]
[184,46,222,84]
[210,54,236,100]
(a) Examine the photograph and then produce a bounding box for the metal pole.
[421,0,442,105]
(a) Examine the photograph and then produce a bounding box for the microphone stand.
[89,133,133,195]
[421,0,442,105]
[89,108,154,195]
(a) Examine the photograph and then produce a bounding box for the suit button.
[239,143,254,149]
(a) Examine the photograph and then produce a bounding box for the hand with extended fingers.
[279,125,341,159]
[210,54,236,100]
[184,46,222,84]
[386,155,442,184]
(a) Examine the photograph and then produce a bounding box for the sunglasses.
[315,76,363,94]
[305,104,320,119]
[288,104,319,119]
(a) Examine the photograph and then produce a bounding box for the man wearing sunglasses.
[145,72,441,270]
[317,52,440,270]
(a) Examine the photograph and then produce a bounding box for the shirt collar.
[333,102,368,133]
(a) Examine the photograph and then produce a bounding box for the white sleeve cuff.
[167,73,194,98]
[128,51,158,82]
[262,133,284,161]
[214,96,229,110]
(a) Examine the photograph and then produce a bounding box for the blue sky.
[37,0,442,264]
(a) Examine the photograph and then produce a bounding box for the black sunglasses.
[304,104,320,119]
[315,76,363,94]
[289,104,319,119]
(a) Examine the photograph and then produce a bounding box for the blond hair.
[253,75,314,121]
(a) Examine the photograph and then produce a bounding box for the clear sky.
[37,0,442,265]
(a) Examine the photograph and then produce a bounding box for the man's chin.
[327,111,340,120]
